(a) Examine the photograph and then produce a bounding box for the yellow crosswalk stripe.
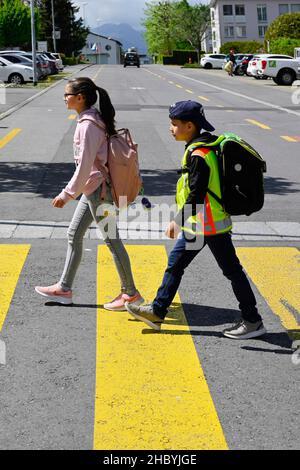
[185,89,194,94]
[94,245,228,450]
[237,247,300,339]
[0,129,22,150]
[0,245,30,331]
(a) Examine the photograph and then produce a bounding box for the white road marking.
[161,68,300,118]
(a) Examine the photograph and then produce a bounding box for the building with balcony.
[210,0,300,52]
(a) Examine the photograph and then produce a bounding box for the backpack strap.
[78,117,110,200]
[188,137,225,208]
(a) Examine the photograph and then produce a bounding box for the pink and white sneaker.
[35,283,73,305]
[103,291,144,311]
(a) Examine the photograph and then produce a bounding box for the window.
[224,25,235,37]
[211,9,215,20]
[235,4,245,15]
[223,5,233,15]
[279,3,289,14]
[212,31,216,40]
[2,55,18,63]
[291,4,300,12]
[257,5,267,22]
[236,25,246,37]
[258,25,268,37]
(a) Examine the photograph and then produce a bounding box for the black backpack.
[199,132,267,216]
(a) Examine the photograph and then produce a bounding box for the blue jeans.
[152,231,261,323]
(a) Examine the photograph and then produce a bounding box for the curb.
[0,64,94,122]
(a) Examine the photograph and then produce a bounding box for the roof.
[88,31,122,47]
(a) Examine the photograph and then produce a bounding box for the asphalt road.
[0,64,299,451]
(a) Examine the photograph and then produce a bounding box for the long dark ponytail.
[67,77,116,136]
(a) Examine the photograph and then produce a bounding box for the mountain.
[92,23,147,54]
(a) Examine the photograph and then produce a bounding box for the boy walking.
[126,100,266,339]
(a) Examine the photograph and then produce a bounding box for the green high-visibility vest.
[176,139,232,236]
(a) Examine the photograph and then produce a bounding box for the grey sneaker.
[125,303,163,331]
[223,320,266,339]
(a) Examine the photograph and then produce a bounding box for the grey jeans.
[59,184,136,295]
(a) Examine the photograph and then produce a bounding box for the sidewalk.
[1,219,300,241]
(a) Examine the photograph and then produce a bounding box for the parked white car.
[247,54,294,79]
[0,56,34,84]
[200,54,227,69]
[257,57,300,85]
[51,52,64,71]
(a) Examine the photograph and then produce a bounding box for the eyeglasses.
[64,93,79,98]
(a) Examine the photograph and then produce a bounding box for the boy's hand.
[52,196,65,208]
[165,221,181,239]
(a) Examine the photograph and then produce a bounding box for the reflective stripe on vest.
[176,141,232,236]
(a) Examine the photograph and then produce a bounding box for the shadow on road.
[140,302,294,352]
[0,163,299,203]
[44,298,293,352]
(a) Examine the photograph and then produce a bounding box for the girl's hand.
[165,221,181,239]
[52,196,66,208]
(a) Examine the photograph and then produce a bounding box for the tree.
[143,1,177,56]
[265,12,300,41]
[0,0,39,49]
[174,1,210,62]
[143,1,210,61]
[38,0,89,56]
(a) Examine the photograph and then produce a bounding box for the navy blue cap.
[169,100,215,132]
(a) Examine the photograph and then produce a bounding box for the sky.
[73,0,209,31]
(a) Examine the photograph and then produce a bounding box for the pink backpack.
[81,118,143,208]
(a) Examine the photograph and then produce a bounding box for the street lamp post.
[75,2,88,27]
[30,0,37,86]
[81,2,88,26]
[51,0,57,53]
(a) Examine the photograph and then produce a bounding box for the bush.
[267,38,300,57]
[220,41,264,54]
[62,56,79,66]
[265,13,300,41]
[162,50,199,65]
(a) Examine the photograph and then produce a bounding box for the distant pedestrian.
[227,48,236,76]
[35,77,143,311]
[125,100,266,340]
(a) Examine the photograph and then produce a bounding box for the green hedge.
[62,56,79,66]
[267,38,300,57]
[161,50,200,65]
[220,41,264,54]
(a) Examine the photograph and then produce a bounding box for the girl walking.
[35,77,143,310]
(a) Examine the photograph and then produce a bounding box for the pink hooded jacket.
[58,108,108,203]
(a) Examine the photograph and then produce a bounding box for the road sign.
[37,41,47,52]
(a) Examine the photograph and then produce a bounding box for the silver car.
[0,56,34,84]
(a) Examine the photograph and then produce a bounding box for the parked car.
[39,53,58,74]
[247,54,294,79]
[223,53,253,75]
[234,54,254,76]
[201,53,227,69]
[257,57,300,85]
[0,53,43,80]
[0,56,34,84]
[18,52,51,77]
[43,51,64,71]
[124,52,140,67]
